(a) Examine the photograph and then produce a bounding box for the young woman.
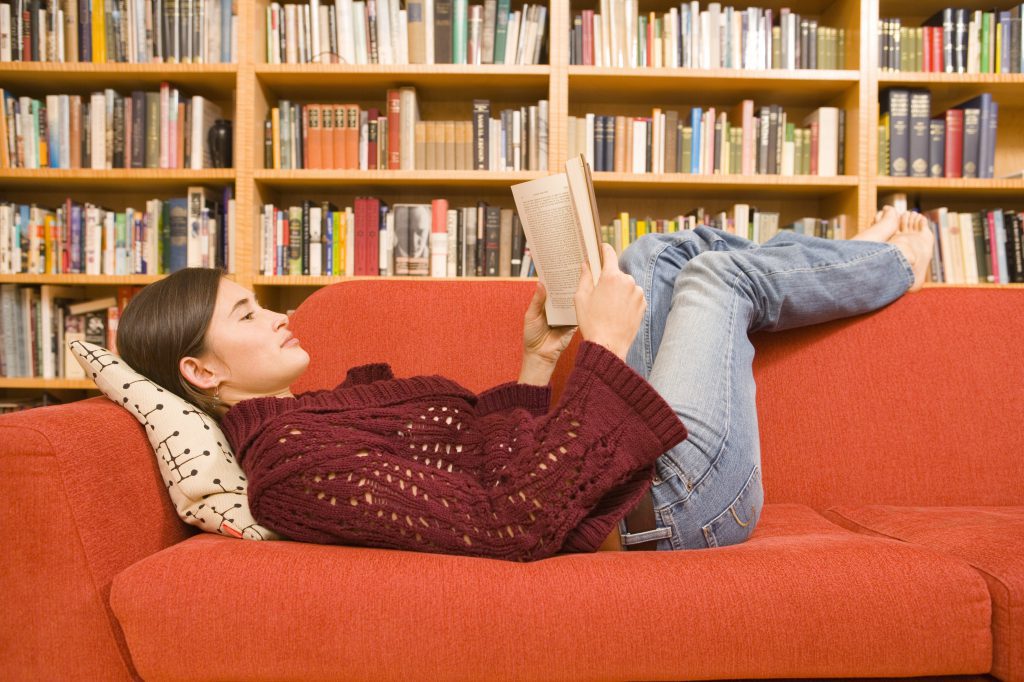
[115,206,934,562]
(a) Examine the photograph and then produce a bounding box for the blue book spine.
[70,203,81,273]
[326,210,333,276]
[690,107,701,173]
[994,209,1009,284]
[221,0,232,63]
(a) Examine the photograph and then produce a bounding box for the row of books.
[0,0,237,63]
[599,207,847,251]
[925,208,1024,284]
[569,104,845,177]
[879,90,998,178]
[0,86,227,169]
[0,393,63,413]
[0,284,142,380]
[570,3,845,70]
[259,198,528,278]
[266,0,547,65]
[265,91,549,172]
[879,7,1024,73]
[0,188,235,275]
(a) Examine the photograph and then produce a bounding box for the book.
[510,153,603,326]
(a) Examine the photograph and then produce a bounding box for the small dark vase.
[208,119,233,168]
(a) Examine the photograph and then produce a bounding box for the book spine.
[908,89,929,177]
[928,118,944,177]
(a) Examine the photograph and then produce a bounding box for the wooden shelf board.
[0,378,99,389]
[569,67,859,106]
[592,172,858,196]
[878,73,1024,108]
[0,63,237,97]
[0,169,235,190]
[0,274,166,285]
[877,177,1024,199]
[255,64,550,98]
[254,169,547,188]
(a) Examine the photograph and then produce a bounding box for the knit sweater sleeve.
[238,341,686,562]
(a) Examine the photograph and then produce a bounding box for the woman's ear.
[179,356,219,391]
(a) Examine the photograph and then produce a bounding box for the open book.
[510,154,604,326]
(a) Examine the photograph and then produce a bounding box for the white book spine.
[0,5,9,62]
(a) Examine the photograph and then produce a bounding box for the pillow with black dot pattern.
[69,339,281,540]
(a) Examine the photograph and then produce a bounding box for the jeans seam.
[745,241,906,281]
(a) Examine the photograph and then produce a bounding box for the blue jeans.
[616,226,916,551]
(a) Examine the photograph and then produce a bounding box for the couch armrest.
[0,396,195,681]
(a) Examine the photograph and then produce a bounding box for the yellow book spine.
[93,0,106,63]
[995,26,1002,73]
[334,210,342,275]
[619,211,630,251]
[637,219,647,237]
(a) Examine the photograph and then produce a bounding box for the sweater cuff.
[476,381,552,417]
[573,340,688,452]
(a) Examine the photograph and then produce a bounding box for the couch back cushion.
[289,281,1024,510]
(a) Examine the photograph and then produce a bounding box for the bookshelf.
[1,0,1023,403]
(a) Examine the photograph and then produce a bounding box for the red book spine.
[387,89,401,169]
[931,27,943,72]
[923,28,932,72]
[944,108,963,178]
[582,10,593,66]
[368,197,380,275]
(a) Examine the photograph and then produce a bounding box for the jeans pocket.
[701,465,763,548]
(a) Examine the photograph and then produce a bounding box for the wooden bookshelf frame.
[1,0,1023,394]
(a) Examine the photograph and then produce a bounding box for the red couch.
[2,280,1022,682]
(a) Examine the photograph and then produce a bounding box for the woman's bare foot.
[887,212,935,292]
[852,205,901,242]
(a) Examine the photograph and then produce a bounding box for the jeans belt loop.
[620,488,664,551]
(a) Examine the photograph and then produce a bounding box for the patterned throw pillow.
[69,340,281,540]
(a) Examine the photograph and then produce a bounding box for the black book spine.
[112,94,125,168]
[594,114,605,171]
[975,211,992,282]
[130,91,145,168]
[475,203,485,276]
[908,89,930,177]
[510,213,524,276]
[484,205,501,276]
[434,0,452,63]
[1008,211,1024,283]
[881,88,909,176]
[472,99,489,170]
[837,108,845,174]
[301,200,310,276]
[954,8,967,72]
[960,106,980,178]
[928,118,945,177]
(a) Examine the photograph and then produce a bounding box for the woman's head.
[116,268,310,420]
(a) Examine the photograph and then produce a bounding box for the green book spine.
[981,13,991,72]
[493,0,511,64]
[453,0,467,64]
[681,126,692,174]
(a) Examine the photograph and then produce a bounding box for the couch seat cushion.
[825,505,1024,682]
[110,503,991,682]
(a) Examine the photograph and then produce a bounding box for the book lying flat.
[510,154,604,326]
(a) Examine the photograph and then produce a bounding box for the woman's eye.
[242,311,255,321]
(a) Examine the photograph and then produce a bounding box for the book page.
[511,172,592,326]
[566,153,604,276]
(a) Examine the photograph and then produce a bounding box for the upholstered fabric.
[288,284,1024,515]
[109,503,991,681]
[0,397,195,680]
[68,340,280,541]
[824,505,1024,682]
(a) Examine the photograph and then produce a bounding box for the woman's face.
[180,278,310,405]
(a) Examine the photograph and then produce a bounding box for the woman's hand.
[574,243,646,361]
[520,281,577,385]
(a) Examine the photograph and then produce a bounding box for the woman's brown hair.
[116,267,226,420]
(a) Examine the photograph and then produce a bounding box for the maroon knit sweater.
[221,340,688,562]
